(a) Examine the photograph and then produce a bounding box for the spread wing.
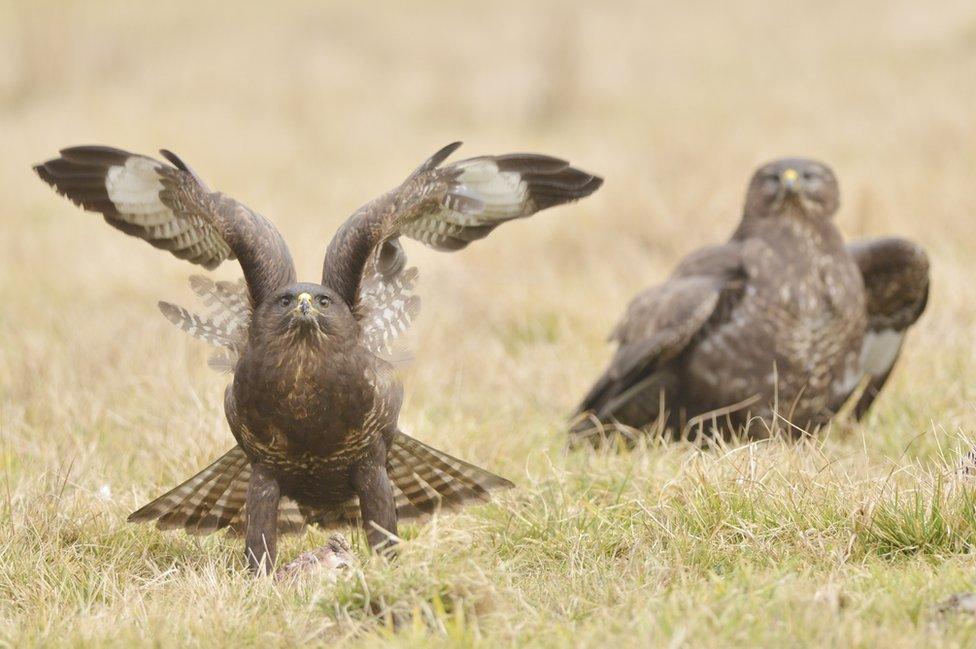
[34,146,296,306]
[572,243,745,437]
[832,237,929,418]
[320,141,603,320]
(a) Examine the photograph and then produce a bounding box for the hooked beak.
[294,292,315,318]
[781,168,799,195]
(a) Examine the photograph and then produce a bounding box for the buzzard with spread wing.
[571,158,928,445]
[35,142,601,573]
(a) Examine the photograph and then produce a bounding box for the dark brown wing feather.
[34,146,295,305]
[572,243,745,437]
[321,141,602,310]
[574,278,722,420]
[834,237,930,418]
[849,238,929,333]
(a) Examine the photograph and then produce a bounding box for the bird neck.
[733,210,844,252]
[251,323,358,360]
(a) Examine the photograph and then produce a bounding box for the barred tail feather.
[129,437,514,537]
[128,446,306,536]
[386,431,514,520]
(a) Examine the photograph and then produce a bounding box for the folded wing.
[571,243,745,443]
[832,237,929,418]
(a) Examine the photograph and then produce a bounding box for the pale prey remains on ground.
[34,141,602,574]
[571,158,928,445]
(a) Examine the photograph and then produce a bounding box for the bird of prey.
[34,141,602,573]
[571,158,928,445]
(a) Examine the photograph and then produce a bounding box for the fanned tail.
[303,431,515,528]
[129,435,514,536]
[386,431,514,519]
[127,447,306,535]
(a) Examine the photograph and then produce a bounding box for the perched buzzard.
[34,142,602,573]
[571,158,928,445]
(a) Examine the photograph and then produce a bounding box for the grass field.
[3,0,976,645]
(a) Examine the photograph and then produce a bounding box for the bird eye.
[803,170,818,181]
[317,295,331,307]
[279,296,292,308]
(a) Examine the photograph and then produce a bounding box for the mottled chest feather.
[230,331,399,467]
[683,221,866,423]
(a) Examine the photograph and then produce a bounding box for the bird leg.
[351,455,398,554]
[245,463,281,575]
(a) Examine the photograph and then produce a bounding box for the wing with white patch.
[34,146,296,305]
[832,237,930,418]
[320,141,603,311]
[395,148,603,251]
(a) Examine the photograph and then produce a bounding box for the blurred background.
[1,0,975,505]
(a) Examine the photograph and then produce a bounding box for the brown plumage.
[35,142,602,573]
[571,158,929,445]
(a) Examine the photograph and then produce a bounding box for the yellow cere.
[782,168,799,182]
[298,292,312,303]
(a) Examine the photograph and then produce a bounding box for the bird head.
[254,283,357,344]
[743,158,840,221]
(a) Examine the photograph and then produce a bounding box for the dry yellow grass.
[2,0,976,646]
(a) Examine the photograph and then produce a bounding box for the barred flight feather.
[158,301,238,350]
[358,263,422,356]
[384,432,514,518]
[188,275,251,330]
[33,147,234,270]
[206,351,237,374]
[169,262,416,367]
[392,152,601,254]
[159,276,251,372]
